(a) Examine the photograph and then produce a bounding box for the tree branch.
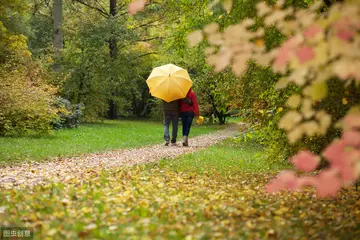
[135,52,158,58]
[72,0,109,17]
[139,37,164,42]
[133,16,165,29]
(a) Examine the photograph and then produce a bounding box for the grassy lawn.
[0,139,359,239]
[155,139,290,174]
[0,120,224,164]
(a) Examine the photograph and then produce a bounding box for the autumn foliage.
[0,1,58,135]
[0,62,58,135]
[187,0,360,197]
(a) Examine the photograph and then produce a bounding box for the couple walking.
[163,88,199,147]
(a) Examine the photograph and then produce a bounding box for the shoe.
[164,142,169,146]
[171,142,177,146]
[182,136,188,147]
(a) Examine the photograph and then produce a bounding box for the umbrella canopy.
[146,64,192,102]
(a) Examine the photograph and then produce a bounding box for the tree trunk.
[208,93,227,125]
[107,0,118,118]
[53,0,63,72]
[218,113,226,125]
[109,0,118,58]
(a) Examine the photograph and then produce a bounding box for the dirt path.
[0,124,244,189]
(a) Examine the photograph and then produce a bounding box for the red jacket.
[179,89,199,116]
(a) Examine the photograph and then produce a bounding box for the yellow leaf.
[274,207,289,215]
[81,207,91,213]
[255,39,265,47]
[223,0,233,12]
[187,30,203,47]
[310,82,328,101]
[177,177,184,182]
[286,94,301,108]
[266,229,276,237]
[47,229,57,236]
[204,23,219,35]
[314,42,328,66]
[275,78,288,89]
[301,121,319,137]
[301,98,315,119]
[287,127,304,144]
[29,213,37,221]
[116,207,124,213]
[279,111,302,131]
[277,107,284,113]
[315,110,331,135]
[342,98,348,105]
[245,220,254,229]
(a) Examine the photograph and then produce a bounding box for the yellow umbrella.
[146,64,192,102]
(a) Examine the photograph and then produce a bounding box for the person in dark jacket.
[162,100,180,146]
[179,88,199,146]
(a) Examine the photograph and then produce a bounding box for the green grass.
[0,120,224,164]
[225,116,243,123]
[155,139,290,174]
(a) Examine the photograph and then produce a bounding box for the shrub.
[0,62,58,135]
[51,97,85,129]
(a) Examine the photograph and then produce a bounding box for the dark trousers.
[163,111,179,143]
[180,111,194,136]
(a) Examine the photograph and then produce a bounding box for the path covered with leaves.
[1,165,359,239]
[0,125,241,189]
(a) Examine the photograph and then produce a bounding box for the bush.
[51,97,85,129]
[0,62,58,136]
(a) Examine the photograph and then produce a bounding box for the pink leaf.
[273,35,302,72]
[266,170,298,193]
[323,138,359,182]
[341,149,360,182]
[266,178,283,193]
[282,35,302,50]
[315,169,342,197]
[273,49,290,72]
[343,130,360,147]
[298,176,317,188]
[128,0,146,15]
[340,161,358,182]
[303,24,322,39]
[296,46,315,64]
[343,113,360,130]
[291,150,320,172]
[336,29,355,41]
[322,139,347,167]
[333,17,355,41]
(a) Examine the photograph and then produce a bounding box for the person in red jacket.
[179,88,199,146]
